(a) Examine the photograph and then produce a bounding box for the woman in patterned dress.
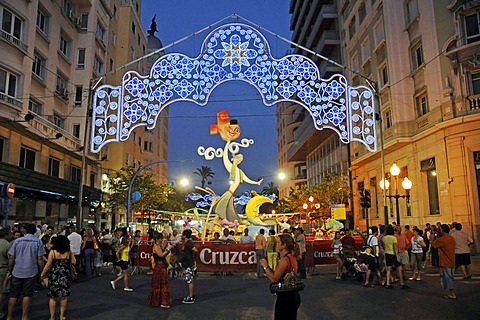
[40,235,76,320]
[148,233,172,308]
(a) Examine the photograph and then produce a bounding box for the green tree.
[106,166,174,215]
[193,165,215,188]
[261,181,279,197]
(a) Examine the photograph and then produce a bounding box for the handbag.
[69,259,77,281]
[269,253,305,294]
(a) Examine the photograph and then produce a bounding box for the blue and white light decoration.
[91,23,376,153]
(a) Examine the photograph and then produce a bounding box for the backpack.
[361,235,375,255]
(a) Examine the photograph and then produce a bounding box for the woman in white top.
[409,228,426,281]
[331,231,343,280]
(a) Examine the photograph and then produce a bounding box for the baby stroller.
[341,247,365,282]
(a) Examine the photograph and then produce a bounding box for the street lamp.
[379,163,412,225]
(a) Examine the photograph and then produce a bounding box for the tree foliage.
[276,172,352,214]
[106,166,174,214]
[261,181,279,197]
[193,165,215,188]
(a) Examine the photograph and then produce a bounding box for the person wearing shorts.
[180,229,198,304]
[110,233,133,292]
[382,225,408,289]
[7,223,46,320]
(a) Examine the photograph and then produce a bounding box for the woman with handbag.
[260,233,302,320]
[148,233,172,308]
[40,235,76,320]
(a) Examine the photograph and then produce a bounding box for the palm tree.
[261,181,278,196]
[193,166,215,188]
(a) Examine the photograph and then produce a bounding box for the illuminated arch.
[91,23,376,153]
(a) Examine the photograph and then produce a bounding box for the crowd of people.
[0,220,473,319]
[331,221,473,300]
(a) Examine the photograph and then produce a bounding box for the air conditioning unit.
[58,88,68,99]
[67,10,74,21]
[75,17,82,28]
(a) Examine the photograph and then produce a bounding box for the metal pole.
[76,80,94,232]
[395,196,400,226]
[126,159,192,228]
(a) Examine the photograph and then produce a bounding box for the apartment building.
[338,0,480,245]
[0,0,168,229]
[278,0,350,214]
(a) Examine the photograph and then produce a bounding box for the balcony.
[467,94,480,111]
[0,93,23,110]
[0,30,27,52]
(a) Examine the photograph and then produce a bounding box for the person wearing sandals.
[409,228,426,281]
[382,225,408,289]
[40,235,76,320]
[148,234,173,308]
[110,234,133,292]
[260,233,301,320]
[330,231,343,280]
[432,224,456,299]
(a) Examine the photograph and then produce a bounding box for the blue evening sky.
[140,0,292,192]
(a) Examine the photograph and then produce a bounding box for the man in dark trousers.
[180,229,198,304]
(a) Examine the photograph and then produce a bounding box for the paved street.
[10,257,480,320]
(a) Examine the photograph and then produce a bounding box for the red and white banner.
[128,237,364,271]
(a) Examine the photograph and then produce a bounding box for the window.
[416,92,429,116]
[351,53,359,72]
[113,5,118,18]
[111,31,116,46]
[361,38,370,63]
[79,14,88,31]
[77,48,86,69]
[70,165,81,183]
[465,12,480,44]
[379,64,389,86]
[28,99,43,115]
[405,0,419,24]
[144,141,153,151]
[59,32,71,58]
[52,113,65,129]
[109,58,114,72]
[348,18,356,40]
[19,146,35,170]
[1,7,22,40]
[72,124,80,138]
[373,20,384,47]
[130,47,135,60]
[125,153,130,165]
[61,0,74,14]
[358,4,366,22]
[137,34,140,45]
[131,22,136,34]
[55,72,68,96]
[0,68,18,97]
[384,109,392,129]
[75,85,82,105]
[32,52,46,80]
[96,22,105,44]
[48,157,60,177]
[89,172,95,188]
[0,138,3,162]
[412,44,424,70]
[472,72,480,94]
[93,55,103,74]
[36,7,50,36]
[421,157,439,215]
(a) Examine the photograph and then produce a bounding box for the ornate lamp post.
[379,163,412,225]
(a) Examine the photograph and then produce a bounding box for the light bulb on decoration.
[309,196,314,203]
[379,178,390,190]
[303,203,308,210]
[390,163,400,176]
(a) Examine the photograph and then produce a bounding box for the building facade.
[337,0,480,247]
[0,0,168,230]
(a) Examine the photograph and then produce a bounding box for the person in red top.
[432,224,456,299]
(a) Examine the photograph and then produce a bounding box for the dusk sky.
[139,1,292,192]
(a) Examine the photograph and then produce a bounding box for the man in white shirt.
[220,228,235,244]
[67,225,82,274]
[169,228,182,246]
[239,228,254,243]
